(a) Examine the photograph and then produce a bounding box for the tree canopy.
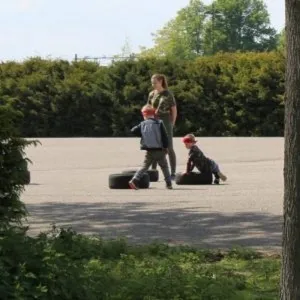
[140,0,279,59]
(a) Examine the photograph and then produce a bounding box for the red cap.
[182,135,197,144]
[141,105,156,116]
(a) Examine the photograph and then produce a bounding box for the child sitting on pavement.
[182,134,227,184]
[129,104,173,190]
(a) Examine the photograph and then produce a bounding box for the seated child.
[182,134,227,184]
[129,104,173,190]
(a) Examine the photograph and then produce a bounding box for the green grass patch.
[0,227,280,299]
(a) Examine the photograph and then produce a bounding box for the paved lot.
[23,137,283,250]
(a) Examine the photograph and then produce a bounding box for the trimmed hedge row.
[0,52,285,137]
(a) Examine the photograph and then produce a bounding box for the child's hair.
[182,133,197,144]
[141,104,156,116]
[152,74,168,89]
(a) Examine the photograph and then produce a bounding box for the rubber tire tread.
[109,173,150,189]
[122,169,159,182]
[175,172,213,185]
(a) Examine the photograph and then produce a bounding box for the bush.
[0,52,284,137]
[0,226,280,300]
[0,104,38,230]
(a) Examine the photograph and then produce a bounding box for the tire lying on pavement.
[175,172,213,185]
[109,173,150,189]
[122,169,159,182]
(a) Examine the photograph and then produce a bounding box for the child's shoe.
[166,181,173,189]
[129,178,139,190]
[218,172,227,182]
[214,178,220,184]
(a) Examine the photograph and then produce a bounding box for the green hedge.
[0,52,285,137]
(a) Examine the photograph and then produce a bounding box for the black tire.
[147,169,159,182]
[175,172,212,185]
[122,169,159,182]
[109,173,150,189]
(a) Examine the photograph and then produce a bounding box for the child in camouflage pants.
[129,105,173,190]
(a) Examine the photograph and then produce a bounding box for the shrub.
[0,227,280,300]
[0,104,38,230]
[0,52,284,137]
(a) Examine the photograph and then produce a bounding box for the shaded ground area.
[26,201,281,249]
[23,137,283,250]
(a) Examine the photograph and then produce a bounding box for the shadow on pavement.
[26,201,282,249]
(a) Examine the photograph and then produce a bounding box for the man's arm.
[130,123,142,137]
[159,121,169,149]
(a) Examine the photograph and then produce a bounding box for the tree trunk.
[281,0,300,299]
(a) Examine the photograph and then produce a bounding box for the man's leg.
[156,151,172,189]
[129,152,153,189]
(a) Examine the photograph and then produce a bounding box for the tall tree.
[277,28,286,53]
[203,0,278,55]
[139,0,206,60]
[140,0,277,58]
[281,0,300,299]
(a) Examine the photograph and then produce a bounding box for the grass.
[0,226,280,300]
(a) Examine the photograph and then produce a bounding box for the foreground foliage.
[0,51,284,137]
[0,227,280,299]
[0,105,38,231]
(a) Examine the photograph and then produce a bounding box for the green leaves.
[0,52,285,137]
[140,0,279,58]
[0,228,280,299]
[204,0,278,54]
[0,103,39,229]
[140,0,206,60]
